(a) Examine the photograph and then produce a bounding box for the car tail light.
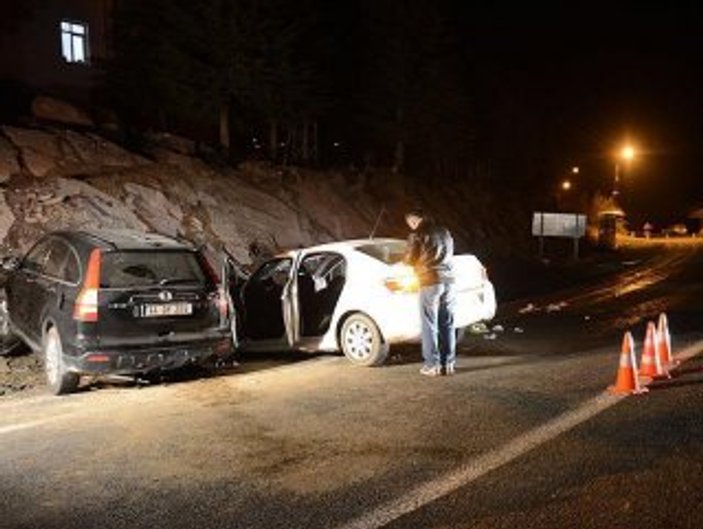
[198,253,220,285]
[198,254,229,320]
[384,264,420,293]
[216,287,229,319]
[86,354,110,363]
[74,249,101,322]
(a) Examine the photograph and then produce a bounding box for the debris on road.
[546,301,569,312]
[483,333,498,340]
[518,303,538,314]
[469,322,490,334]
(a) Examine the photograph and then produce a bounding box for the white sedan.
[232,238,496,366]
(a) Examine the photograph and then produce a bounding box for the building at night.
[0,0,113,113]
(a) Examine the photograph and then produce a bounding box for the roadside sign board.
[532,212,587,260]
[532,212,586,238]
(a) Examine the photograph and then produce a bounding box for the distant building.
[0,0,112,108]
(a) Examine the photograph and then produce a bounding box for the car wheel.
[43,326,79,395]
[340,313,389,367]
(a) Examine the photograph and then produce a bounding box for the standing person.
[403,209,457,376]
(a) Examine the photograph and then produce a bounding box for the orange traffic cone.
[610,331,646,395]
[639,321,667,379]
[657,313,675,366]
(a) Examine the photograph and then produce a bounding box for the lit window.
[60,20,88,63]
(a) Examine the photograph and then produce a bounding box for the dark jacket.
[404,220,454,286]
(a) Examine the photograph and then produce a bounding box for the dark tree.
[352,1,478,181]
[108,0,327,162]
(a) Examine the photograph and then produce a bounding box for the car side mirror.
[1,256,20,272]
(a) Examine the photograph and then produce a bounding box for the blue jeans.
[420,282,456,368]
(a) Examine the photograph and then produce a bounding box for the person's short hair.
[405,208,425,220]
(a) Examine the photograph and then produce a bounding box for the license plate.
[142,302,193,318]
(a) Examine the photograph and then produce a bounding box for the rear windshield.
[100,250,208,289]
[355,241,407,264]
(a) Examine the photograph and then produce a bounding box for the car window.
[61,246,80,284]
[299,254,328,276]
[300,253,345,280]
[21,239,53,274]
[42,240,70,279]
[355,241,407,264]
[322,255,345,281]
[251,258,293,287]
[100,251,207,288]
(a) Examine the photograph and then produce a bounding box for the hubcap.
[345,321,373,360]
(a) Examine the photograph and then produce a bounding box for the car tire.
[43,326,79,395]
[340,313,389,367]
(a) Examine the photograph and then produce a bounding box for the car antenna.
[368,205,386,240]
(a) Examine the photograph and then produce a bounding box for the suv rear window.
[100,251,208,289]
[355,241,407,264]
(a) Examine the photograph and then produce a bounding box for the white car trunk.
[451,254,496,328]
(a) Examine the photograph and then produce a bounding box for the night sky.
[448,3,703,225]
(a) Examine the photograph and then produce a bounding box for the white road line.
[335,393,624,529]
[336,339,703,529]
[0,417,61,435]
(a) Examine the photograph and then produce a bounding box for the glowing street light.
[621,146,635,161]
[613,145,636,197]
[561,180,572,191]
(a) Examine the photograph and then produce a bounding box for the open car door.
[281,252,302,348]
[221,249,250,349]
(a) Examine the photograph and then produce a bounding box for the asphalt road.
[1,239,702,529]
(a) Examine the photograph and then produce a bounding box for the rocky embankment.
[0,126,391,263]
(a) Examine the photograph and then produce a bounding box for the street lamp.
[613,145,636,197]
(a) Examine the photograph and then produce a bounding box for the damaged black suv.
[3,230,232,395]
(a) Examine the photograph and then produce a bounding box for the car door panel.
[241,257,293,345]
[8,238,53,342]
[30,240,74,342]
[281,252,302,348]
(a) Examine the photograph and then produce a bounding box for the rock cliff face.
[0,125,529,269]
[0,126,389,267]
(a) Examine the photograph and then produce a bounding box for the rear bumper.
[63,334,233,375]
